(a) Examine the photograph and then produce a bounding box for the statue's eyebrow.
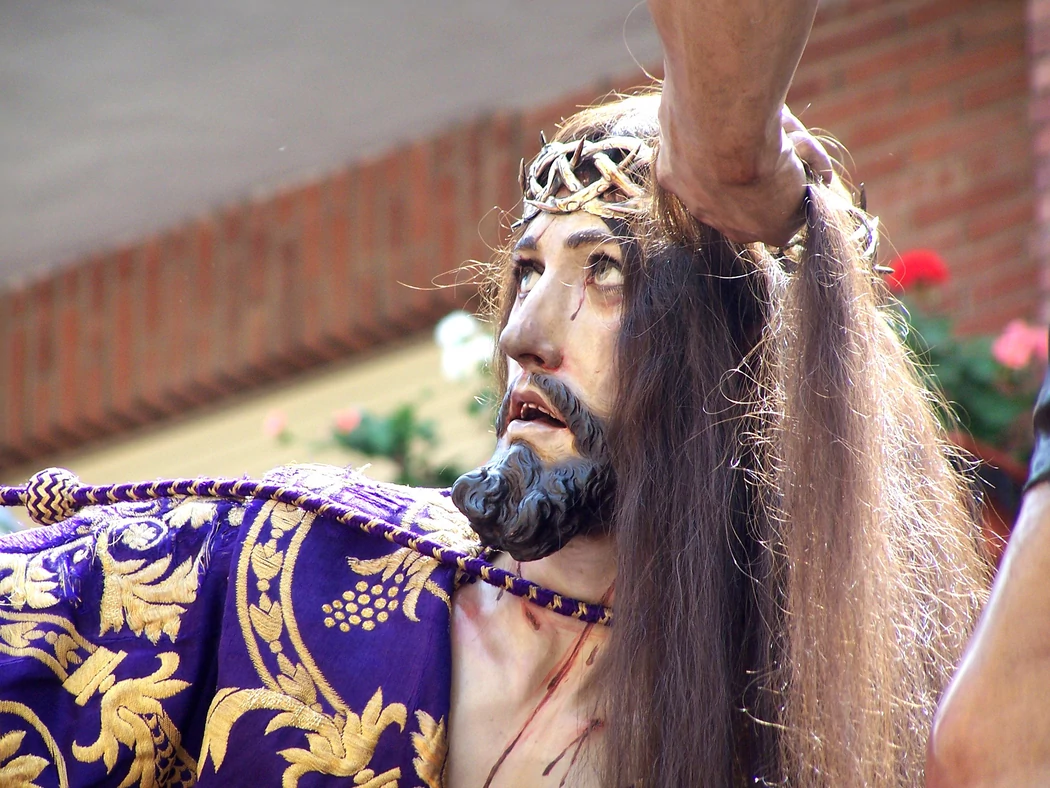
[564,228,617,249]
[513,236,538,253]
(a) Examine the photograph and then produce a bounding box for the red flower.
[885,249,950,293]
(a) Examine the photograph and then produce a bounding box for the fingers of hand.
[781,105,835,185]
[788,130,835,185]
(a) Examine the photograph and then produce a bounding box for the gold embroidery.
[399,493,476,551]
[412,711,446,788]
[0,730,48,786]
[214,491,436,783]
[165,499,221,530]
[202,687,405,788]
[97,534,199,644]
[0,701,70,788]
[0,494,238,787]
[62,646,127,705]
[72,652,197,788]
[0,612,94,681]
[0,554,60,610]
[339,549,449,627]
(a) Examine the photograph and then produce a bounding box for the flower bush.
[266,311,495,488]
[889,249,1047,465]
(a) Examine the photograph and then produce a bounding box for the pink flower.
[333,407,362,433]
[885,249,950,293]
[262,409,288,438]
[992,319,1049,370]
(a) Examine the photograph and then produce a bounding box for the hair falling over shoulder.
[487,93,990,788]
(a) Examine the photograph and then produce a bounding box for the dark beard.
[450,373,615,562]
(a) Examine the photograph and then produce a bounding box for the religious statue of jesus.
[0,87,990,788]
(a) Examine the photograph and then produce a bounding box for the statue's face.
[451,211,623,560]
[498,210,624,453]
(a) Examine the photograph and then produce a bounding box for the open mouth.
[510,391,568,429]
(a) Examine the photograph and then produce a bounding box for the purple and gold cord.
[0,467,614,626]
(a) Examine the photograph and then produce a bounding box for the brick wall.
[1030,0,1050,320]
[0,0,1037,473]
[791,0,1035,333]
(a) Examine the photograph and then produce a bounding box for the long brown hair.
[484,93,989,787]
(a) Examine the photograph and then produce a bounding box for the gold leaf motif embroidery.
[165,499,220,531]
[203,687,405,788]
[0,701,69,787]
[339,549,449,627]
[71,652,197,788]
[0,622,44,650]
[45,632,83,670]
[0,554,60,610]
[0,612,95,683]
[97,537,199,644]
[248,594,284,644]
[0,730,49,788]
[412,711,446,788]
[250,542,283,583]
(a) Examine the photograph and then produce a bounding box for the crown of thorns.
[513,133,654,228]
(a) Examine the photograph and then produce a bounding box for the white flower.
[434,310,481,349]
[435,311,493,381]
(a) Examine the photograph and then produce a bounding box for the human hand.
[655,101,835,247]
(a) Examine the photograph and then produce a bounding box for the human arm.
[927,359,1050,787]
[648,0,833,245]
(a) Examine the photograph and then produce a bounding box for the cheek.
[564,315,620,414]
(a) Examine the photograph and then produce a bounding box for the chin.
[450,438,614,562]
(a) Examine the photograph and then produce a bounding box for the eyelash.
[586,254,622,284]
[513,259,541,291]
[511,254,623,296]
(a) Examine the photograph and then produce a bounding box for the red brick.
[814,0,898,25]
[914,175,1024,227]
[353,160,379,334]
[53,268,82,434]
[907,0,985,29]
[840,29,954,86]
[907,112,1016,162]
[161,228,190,405]
[805,11,906,64]
[806,83,903,131]
[0,289,27,451]
[962,67,1028,111]
[787,71,834,107]
[965,194,1035,241]
[909,39,1024,95]
[956,2,1025,44]
[300,183,324,350]
[326,168,353,343]
[110,250,135,415]
[194,219,216,383]
[849,98,955,147]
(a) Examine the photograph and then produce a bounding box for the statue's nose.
[498,286,565,372]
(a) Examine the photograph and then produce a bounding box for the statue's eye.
[515,261,541,295]
[589,255,623,288]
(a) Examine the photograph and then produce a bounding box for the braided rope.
[1,468,613,626]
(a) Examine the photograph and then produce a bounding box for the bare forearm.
[927,483,1050,787]
[649,0,818,184]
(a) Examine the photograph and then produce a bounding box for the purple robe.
[0,463,481,787]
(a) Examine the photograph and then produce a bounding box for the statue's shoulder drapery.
[0,463,478,788]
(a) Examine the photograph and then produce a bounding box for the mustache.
[496,373,608,459]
